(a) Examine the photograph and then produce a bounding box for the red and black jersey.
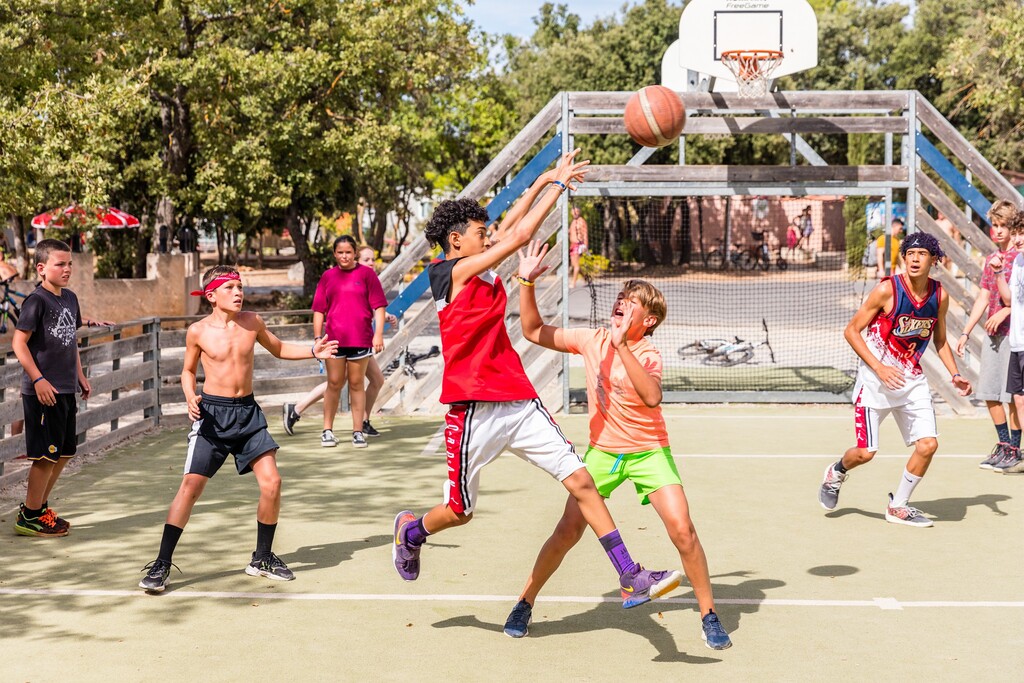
[428,258,537,404]
[865,275,942,375]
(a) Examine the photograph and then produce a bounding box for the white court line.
[676,453,982,460]
[419,425,446,457]
[2,587,1022,609]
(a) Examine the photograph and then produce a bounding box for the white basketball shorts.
[442,399,586,514]
[854,388,937,452]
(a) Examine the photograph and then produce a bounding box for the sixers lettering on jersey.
[865,275,941,375]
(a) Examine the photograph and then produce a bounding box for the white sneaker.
[321,429,338,447]
[352,431,368,448]
[884,494,933,527]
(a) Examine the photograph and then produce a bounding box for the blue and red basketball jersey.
[865,275,941,375]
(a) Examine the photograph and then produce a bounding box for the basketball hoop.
[720,50,784,98]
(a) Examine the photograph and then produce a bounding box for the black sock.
[22,505,43,519]
[995,422,1010,444]
[158,524,184,563]
[256,521,277,559]
[834,459,848,474]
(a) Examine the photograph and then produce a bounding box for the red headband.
[190,271,241,296]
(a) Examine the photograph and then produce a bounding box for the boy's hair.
[900,231,944,258]
[988,200,1018,227]
[34,238,71,266]
[201,265,240,290]
[622,279,666,336]
[1008,210,1024,233]
[891,218,904,227]
[424,199,490,252]
[358,245,376,257]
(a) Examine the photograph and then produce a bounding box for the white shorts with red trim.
[442,399,586,514]
[854,389,937,452]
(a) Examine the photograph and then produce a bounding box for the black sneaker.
[282,403,300,436]
[245,552,295,581]
[139,559,178,593]
[503,599,533,638]
[362,420,381,437]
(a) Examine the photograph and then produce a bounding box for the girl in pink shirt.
[311,235,387,448]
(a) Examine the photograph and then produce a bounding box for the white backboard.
[662,0,818,92]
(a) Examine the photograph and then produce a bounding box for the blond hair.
[621,279,666,336]
[988,199,1018,228]
[201,265,239,289]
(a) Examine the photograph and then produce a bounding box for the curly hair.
[900,231,944,259]
[1008,208,1024,233]
[424,199,490,252]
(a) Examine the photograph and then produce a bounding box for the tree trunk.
[287,202,320,298]
[7,214,29,277]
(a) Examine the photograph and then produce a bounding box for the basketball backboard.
[662,0,818,92]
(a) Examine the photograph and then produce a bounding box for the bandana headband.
[899,231,945,259]
[190,271,241,296]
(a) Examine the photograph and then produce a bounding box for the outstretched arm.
[452,150,589,288]
[257,316,339,359]
[517,240,570,352]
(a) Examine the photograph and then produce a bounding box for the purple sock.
[404,518,429,547]
[598,529,638,577]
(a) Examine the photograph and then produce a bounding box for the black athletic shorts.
[1007,350,1024,396]
[332,346,372,360]
[184,393,279,477]
[22,393,78,462]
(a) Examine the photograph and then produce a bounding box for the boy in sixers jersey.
[391,150,682,610]
[819,232,971,527]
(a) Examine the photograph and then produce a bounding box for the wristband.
[32,376,45,385]
[952,373,962,383]
[960,333,968,338]
[516,276,535,287]
[992,269,1003,274]
[550,180,567,192]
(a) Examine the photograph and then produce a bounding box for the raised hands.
[518,239,551,283]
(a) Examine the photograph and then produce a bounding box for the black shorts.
[1007,350,1024,396]
[22,394,78,462]
[184,393,279,477]
[332,347,372,360]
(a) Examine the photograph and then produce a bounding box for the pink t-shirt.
[980,250,1015,337]
[562,327,669,453]
[311,264,388,347]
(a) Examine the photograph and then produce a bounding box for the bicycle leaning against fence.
[0,272,27,334]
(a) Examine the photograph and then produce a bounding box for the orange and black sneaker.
[40,507,70,533]
[14,506,69,538]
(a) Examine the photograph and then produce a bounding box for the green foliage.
[844,197,869,271]
[579,251,610,280]
[618,239,639,263]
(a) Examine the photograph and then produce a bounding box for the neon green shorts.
[583,446,682,506]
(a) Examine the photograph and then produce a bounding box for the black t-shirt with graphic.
[17,285,82,395]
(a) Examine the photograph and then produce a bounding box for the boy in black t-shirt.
[11,239,91,537]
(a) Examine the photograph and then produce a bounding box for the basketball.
[623,85,686,148]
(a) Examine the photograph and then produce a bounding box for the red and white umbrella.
[31,205,141,230]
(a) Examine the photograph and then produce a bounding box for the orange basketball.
[623,85,686,148]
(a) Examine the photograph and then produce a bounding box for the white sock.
[891,469,922,507]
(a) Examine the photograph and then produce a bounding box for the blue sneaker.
[503,599,533,638]
[701,610,733,650]
[620,567,682,609]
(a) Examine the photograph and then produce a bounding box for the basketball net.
[720,50,784,98]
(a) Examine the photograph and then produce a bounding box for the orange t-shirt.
[562,327,669,453]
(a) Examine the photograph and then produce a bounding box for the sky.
[460,0,631,39]
[460,1,915,39]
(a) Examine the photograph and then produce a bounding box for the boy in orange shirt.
[501,240,731,650]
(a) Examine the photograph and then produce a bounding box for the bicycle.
[677,337,736,358]
[702,319,776,367]
[0,273,27,334]
[739,231,789,272]
[385,345,440,380]
[702,237,745,270]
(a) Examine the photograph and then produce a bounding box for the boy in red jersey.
[392,151,682,610]
[501,245,731,648]
[819,232,971,527]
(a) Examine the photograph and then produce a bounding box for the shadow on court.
[432,571,785,663]
[825,493,1011,523]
